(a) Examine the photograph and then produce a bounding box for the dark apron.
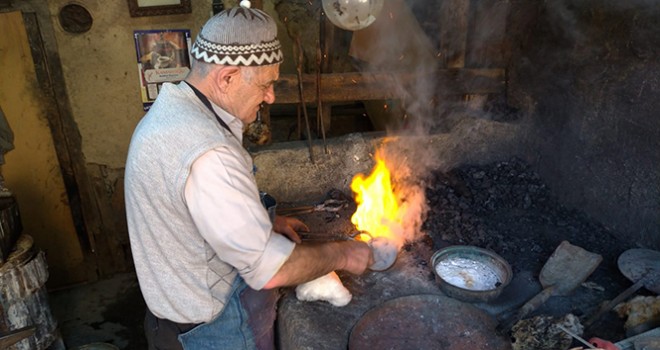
[145,277,279,350]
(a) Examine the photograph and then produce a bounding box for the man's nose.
[263,85,275,104]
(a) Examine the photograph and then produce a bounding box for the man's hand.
[339,240,373,275]
[273,215,308,244]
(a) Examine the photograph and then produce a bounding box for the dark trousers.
[144,308,198,350]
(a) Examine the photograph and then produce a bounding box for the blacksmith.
[124,3,373,349]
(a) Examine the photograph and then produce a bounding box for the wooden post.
[466,0,510,68]
[465,0,511,111]
[439,0,470,69]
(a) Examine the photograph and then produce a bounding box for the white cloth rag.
[295,271,352,307]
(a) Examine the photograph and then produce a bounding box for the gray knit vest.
[125,82,250,323]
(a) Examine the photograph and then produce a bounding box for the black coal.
[421,157,641,341]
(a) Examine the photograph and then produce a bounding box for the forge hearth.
[277,157,637,350]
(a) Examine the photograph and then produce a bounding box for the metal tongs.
[299,230,372,242]
[277,198,348,216]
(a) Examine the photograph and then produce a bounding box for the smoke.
[347,1,455,242]
[394,182,427,243]
[342,0,659,249]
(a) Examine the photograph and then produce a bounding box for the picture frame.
[134,29,192,110]
[127,0,192,17]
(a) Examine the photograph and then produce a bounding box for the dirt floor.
[48,272,146,349]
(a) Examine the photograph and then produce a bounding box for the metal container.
[259,192,277,224]
[431,245,512,303]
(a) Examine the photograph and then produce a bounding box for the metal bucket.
[0,234,64,349]
[431,245,512,303]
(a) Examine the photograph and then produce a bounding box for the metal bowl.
[431,245,512,303]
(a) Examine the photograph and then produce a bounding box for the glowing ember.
[350,151,402,244]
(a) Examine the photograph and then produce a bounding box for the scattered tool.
[557,324,597,349]
[584,248,660,329]
[497,241,603,334]
[299,230,370,242]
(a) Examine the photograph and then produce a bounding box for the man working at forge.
[124,3,373,350]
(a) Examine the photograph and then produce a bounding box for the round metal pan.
[348,294,512,350]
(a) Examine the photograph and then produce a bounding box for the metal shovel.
[498,240,603,333]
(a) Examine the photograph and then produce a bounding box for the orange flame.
[350,152,401,243]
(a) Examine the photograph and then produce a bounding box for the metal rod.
[557,324,596,349]
[296,105,301,140]
[277,206,315,216]
[294,35,315,163]
[299,231,366,242]
[300,234,352,242]
[317,11,328,154]
[316,45,327,154]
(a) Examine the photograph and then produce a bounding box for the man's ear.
[215,66,241,92]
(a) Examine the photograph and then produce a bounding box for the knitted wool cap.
[190,4,283,66]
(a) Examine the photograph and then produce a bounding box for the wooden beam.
[22,9,126,280]
[274,69,505,104]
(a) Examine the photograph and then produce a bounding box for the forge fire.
[278,157,652,350]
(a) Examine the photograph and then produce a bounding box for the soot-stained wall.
[508,0,660,248]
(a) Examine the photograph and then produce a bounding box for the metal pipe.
[294,35,315,163]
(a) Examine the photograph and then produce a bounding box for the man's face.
[227,64,280,124]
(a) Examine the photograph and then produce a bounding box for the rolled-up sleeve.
[184,147,295,290]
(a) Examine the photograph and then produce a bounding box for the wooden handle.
[518,285,557,319]
[496,285,557,335]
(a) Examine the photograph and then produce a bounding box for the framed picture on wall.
[127,0,192,17]
[134,29,191,111]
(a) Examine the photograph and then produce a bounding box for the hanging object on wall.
[321,0,384,31]
[127,0,192,17]
[212,0,224,15]
[134,29,192,111]
[58,3,93,34]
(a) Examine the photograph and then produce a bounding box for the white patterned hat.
[191,3,283,66]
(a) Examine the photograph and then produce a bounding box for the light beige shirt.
[184,111,295,290]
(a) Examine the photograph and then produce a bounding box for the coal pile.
[421,157,639,340]
[422,157,632,273]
